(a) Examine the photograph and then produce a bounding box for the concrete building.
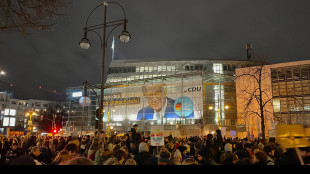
[236,59,310,138]
[0,97,51,135]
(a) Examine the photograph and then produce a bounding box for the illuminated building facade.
[236,60,310,138]
[66,58,257,136]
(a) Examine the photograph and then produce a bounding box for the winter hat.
[224,143,233,152]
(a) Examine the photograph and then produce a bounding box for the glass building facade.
[65,59,256,135]
[271,61,310,127]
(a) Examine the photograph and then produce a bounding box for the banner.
[8,131,25,136]
[150,125,164,146]
[102,77,203,122]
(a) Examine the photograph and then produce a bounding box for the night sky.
[0,0,310,101]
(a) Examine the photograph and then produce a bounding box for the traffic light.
[41,115,43,120]
[52,128,58,134]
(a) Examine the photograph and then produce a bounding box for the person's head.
[138,142,149,153]
[124,159,137,165]
[98,131,105,139]
[173,149,182,164]
[66,157,95,165]
[236,142,244,150]
[53,150,71,164]
[12,155,40,165]
[120,146,129,156]
[197,150,207,161]
[30,146,41,157]
[263,145,273,156]
[181,158,198,165]
[244,143,252,151]
[12,143,19,150]
[64,143,77,156]
[235,157,252,165]
[160,148,171,160]
[113,149,127,164]
[254,151,268,164]
[194,141,202,151]
[258,142,264,151]
[224,143,233,152]
[133,124,139,131]
[142,84,167,112]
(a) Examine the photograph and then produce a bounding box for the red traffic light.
[39,85,42,89]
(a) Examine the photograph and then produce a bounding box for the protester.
[51,150,71,165]
[124,158,137,165]
[0,131,308,166]
[103,149,127,165]
[66,157,95,165]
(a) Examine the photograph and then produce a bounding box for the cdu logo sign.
[184,87,202,93]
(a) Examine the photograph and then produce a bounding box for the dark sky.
[0,0,310,101]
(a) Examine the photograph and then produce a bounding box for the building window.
[185,65,190,71]
[162,65,166,71]
[172,66,176,71]
[213,63,223,74]
[190,65,194,71]
[273,98,281,112]
[158,66,162,71]
[167,66,171,71]
[140,67,144,73]
[145,66,148,72]
[149,66,153,72]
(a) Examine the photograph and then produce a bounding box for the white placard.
[230,130,236,136]
[150,125,164,146]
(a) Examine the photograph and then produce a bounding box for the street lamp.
[25,111,37,134]
[80,1,130,131]
[0,71,5,76]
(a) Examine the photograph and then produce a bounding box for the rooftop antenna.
[246,43,252,60]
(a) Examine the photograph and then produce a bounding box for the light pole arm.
[84,1,127,28]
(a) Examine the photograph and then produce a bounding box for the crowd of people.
[0,124,309,165]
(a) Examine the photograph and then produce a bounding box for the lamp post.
[79,1,131,131]
[25,111,37,135]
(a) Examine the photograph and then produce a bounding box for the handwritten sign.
[150,126,164,146]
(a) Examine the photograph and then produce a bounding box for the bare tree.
[235,55,273,142]
[0,0,70,34]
